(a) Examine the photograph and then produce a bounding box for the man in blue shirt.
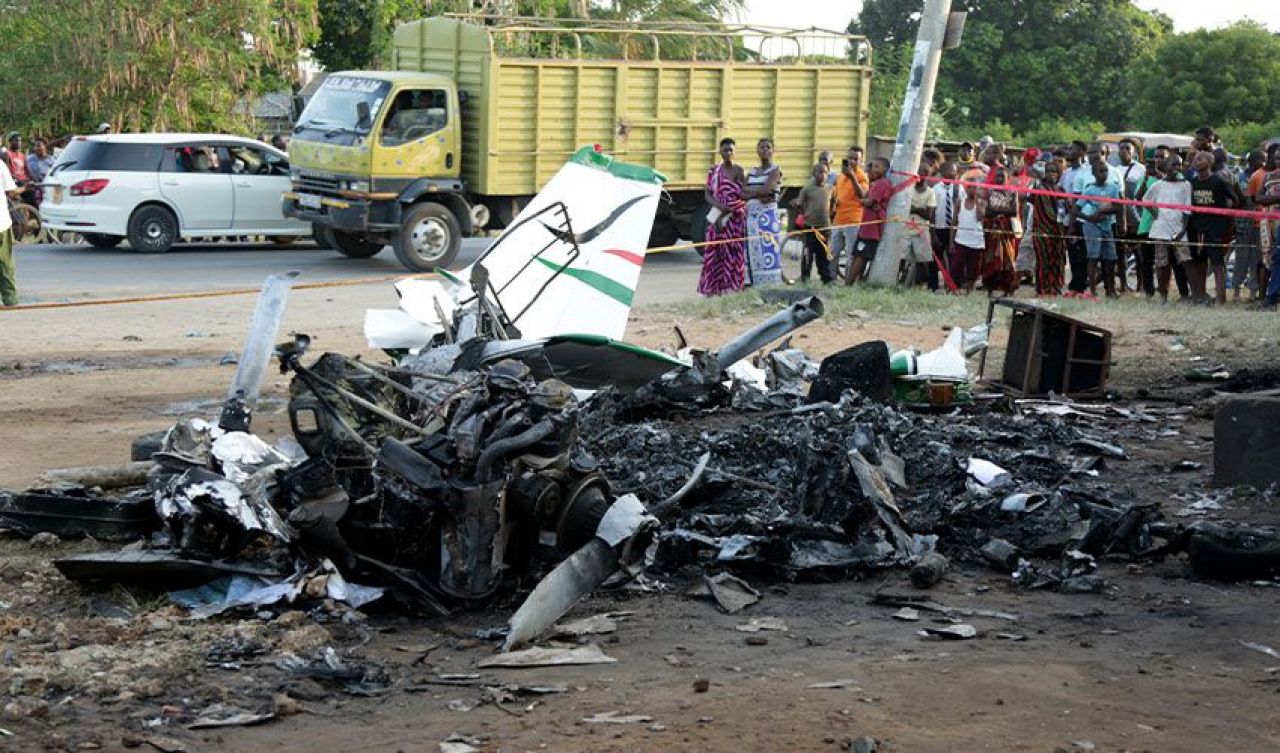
[1060,140,1092,294]
[1072,161,1121,300]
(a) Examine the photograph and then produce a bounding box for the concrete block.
[1214,396,1280,488]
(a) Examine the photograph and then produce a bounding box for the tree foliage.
[1128,22,1280,135]
[313,0,416,71]
[312,0,748,71]
[850,0,1171,133]
[312,0,747,71]
[1017,117,1107,148]
[0,0,318,137]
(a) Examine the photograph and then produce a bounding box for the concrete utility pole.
[866,0,954,285]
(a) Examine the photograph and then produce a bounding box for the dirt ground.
[1,284,1279,752]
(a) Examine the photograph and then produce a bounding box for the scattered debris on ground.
[2,256,1279,749]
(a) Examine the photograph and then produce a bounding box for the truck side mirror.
[355,101,372,132]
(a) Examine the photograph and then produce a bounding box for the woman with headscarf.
[1011,147,1039,282]
[1030,160,1068,295]
[981,164,1022,296]
[697,138,748,296]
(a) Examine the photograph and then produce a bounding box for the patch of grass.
[666,286,1280,343]
[670,284,985,329]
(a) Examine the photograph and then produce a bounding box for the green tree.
[312,0,483,71]
[975,117,1016,144]
[0,0,318,137]
[1129,22,1280,135]
[1216,117,1280,156]
[1017,117,1107,148]
[849,0,1171,133]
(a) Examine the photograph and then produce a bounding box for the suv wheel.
[331,230,384,259]
[83,233,124,250]
[393,202,461,272]
[127,205,178,252]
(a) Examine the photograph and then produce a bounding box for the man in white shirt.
[0,157,20,305]
[1114,138,1148,294]
[932,159,958,273]
[1144,155,1192,303]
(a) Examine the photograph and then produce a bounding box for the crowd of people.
[697,127,1280,310]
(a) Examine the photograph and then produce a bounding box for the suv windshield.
[294,76,391,146]
[50,140,165,175]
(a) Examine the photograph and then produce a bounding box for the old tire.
[10,202,40,242]
[83,233,124,250]
[647,216,679,251]
[331,230,384,259]
[126,205,178,253]
[393,202,461,272]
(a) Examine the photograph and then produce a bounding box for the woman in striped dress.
[697,138,748,296]
[980,165,1022,296]
[1030,160,1067,295]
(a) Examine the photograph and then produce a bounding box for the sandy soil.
[1,286,1279,752]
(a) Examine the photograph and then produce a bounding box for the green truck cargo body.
[391,17,873,198]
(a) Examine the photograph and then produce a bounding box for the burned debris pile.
[4,274,1278,641]
[581,357,1165,589]
[4,255,1279,648]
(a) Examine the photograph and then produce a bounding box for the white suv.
[39,133,313,252]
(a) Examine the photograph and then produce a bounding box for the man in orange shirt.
[830,145,869,276]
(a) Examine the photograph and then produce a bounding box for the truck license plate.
[297,193,322,210]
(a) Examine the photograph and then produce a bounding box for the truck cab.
[284,71,473,270]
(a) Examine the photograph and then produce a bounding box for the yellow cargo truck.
[284,15,872,271]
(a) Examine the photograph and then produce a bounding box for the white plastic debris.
[724,360,768,391]
[582,712,654,724]
[967,458,1011,487]
[364,278,460,351]
[363,309,439,351]
[735,616,788,633]
[914,327,969,379]
[478,643,617,668]
[1000,493,1046,513]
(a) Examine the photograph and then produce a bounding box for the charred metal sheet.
[0,488,157,541]
[55,550,286,588]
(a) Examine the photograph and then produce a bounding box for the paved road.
[12,239,703,307]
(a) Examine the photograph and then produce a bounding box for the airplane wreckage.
[4,147,1277,652]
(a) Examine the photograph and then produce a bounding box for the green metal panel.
[392,17,871,196]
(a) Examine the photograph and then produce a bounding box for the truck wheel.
[312,223,334,249]
[394,202,461,272]
[83,233,124,250]
[127,205,178,253]
[647,218,679,251]
[331,230,385,259]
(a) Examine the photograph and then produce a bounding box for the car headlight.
[343,180,370,193]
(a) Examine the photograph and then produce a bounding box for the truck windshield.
[294,76,392,145]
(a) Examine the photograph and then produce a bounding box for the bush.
[1018,118,1108,150]
[1217,119,1280,156]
